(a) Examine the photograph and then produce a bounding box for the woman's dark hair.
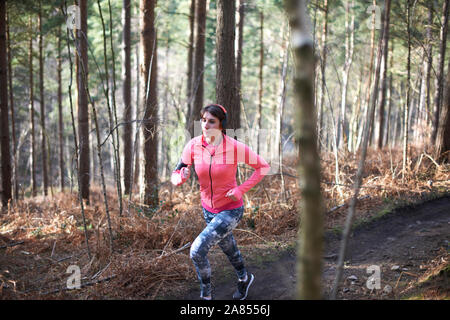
[200,104,227,133]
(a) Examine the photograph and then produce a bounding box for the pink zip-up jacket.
[171,134,271,213]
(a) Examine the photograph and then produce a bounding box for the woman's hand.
[225,188,242,201]
[171,166,190,186]
[180,167,189,179]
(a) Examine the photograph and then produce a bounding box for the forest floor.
[0,146,449,300]
[170,194,450,300]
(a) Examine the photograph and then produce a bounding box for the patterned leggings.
[190,206,247,298]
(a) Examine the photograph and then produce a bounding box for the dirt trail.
[180,196,450,300]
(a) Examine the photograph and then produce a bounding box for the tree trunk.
[216,0,239,130]
[63,4,92,259]
[57,24,65,191]
[377,0,391,149]
[0,0,11,207]
[402,0,411,181]
[186,0,195,133]
[284,0,324,300]
[39,0,48,196]
[317,0,328,152]
[256,11,263,154]
[188,0,207,138]
[432,0,449,144]
[384,43,394,147]
[123,0,132,195]
[418,3,433,144]
[363,0,377,148]
[278,34,289,202]
[140,0,158,207]
[6,5,18,201]
[436,52,450,163]
[338,0,354,149]
[76,0,90,204]
[133,40,140,189]
[236,0,245,130]
[29,16,37,197]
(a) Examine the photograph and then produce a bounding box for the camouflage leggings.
[190,206,247,298]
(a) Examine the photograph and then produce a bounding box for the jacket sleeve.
[233,142,270,198]
[170,140,193,186]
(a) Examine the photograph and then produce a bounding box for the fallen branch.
[156,242,191,260]
[234,228,270,243]
[0,241,24,249]
[41,275,117,295]
[327,196,370,214]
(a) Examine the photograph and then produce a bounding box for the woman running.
[171,104,270,300]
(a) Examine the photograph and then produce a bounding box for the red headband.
[213,104,227,114]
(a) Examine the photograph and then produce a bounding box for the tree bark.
[436,52,450,163]
[256,11,263,154]
[29,16,37,197]
[432,0,449,144]
[6,5,17,201]
[377,0,391,149]
[186,0,195,133]
[140,0,159,207]
[317,0,328,151]
[216,0,239,130]
[57,24,65,191]
[363,0,377,148]
[338,0,354,149]
[188,0,207,138]
[284,0,324,300]
[76,0,90,204]
[236,0,245,130]
[0,0,11,207]
[402,0,411,181]
[39,0,48,196]
[123,0,132,195]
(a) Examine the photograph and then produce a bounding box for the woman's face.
[201,111,222,138]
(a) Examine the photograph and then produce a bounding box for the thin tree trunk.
[63,2,91,259]
[384,43,394,147]
[432,0,449,144]
[338,0,354,149]
[363,0,377,148]
[57,24,65,191]
[256,11,263,154]
[0,0,11,207]
[29,16,37,197]
[377,0,391,149]
[39,0,48,196]
[317,0,328,152]
[76,0,90,204]
[236,0,245,130]
[277,28,289,202]
[186,0,195,133]
[123,0,132,195]
[133,40,140,189]
[402,0,411,182]
[140,0,159,207]
[107,0,123,215]
[6,5,18,201]
[284,0,324,300]
[96,0,123,216]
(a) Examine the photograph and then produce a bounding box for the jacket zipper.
[202,145,214,208]
[209,153,213,208]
